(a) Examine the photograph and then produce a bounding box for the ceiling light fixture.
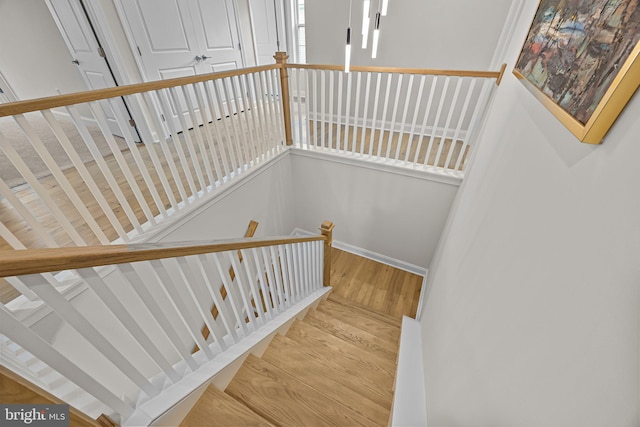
[362,0,370,49]
[345,0,353,73]
[371,8,381,58]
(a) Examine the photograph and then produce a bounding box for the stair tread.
[285,320,396,390]
[305,309,399,362]
[328,293,403,327]
[226,354,378,427]
[181,385,273,427]
[317,300,401,344]
[263,333,393,417]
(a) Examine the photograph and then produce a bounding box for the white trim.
[290,147,463,186]
[112,0,151,83]
[332,240,428,277]
[414,272,428,322]
[391,316,428,427]
[247,0,262,66]
[291,227,428,277]
[82,0,154,143]
[82,0,138,86]
[230,0,249,68]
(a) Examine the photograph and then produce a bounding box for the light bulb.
[381,0,389,15]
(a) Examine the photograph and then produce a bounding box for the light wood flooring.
[181,249,422,426]
[305,120,470,170]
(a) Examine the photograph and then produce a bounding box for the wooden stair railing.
[0,221,334,423]
[0,234,326,277]
[193,220,260,353]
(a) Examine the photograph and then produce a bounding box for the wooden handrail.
[0,235,325,278]
[285,62,505,80]
[0,64,280,118]
[0,59,506,118]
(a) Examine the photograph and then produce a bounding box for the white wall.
[291,150,458,268]
[0,0,88,100]
[420,0,640,425]
[305,0,512,70]
[157,153,297,242]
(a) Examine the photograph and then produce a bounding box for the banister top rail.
[285,62,507,82]
[0,235,325,277]
[0,63,281,117]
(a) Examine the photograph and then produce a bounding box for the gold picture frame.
[513,1,640,144]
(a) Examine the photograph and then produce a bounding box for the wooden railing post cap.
[274,52,289,63]
[320,221,334,233]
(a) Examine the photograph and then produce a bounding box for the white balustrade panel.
[0,70,286,251]
[288,67,499,176]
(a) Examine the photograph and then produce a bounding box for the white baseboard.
[291,227,428,277]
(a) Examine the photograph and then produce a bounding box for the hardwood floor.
[306,121,470,170]
[329,247,422,319]
[182,249,421,426]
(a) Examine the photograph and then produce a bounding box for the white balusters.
[394,75,414,161]
[18,273,160,397]
[377,74,393,157]
[352,72,362,153]
[286,66,498,175]
[0,306,134,417]
[386,74,403,159]
[0,234,326,420]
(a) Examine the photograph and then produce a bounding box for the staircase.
[181,292,402,426]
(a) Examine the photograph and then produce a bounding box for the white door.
[190,0,245,72]
[46,0,135,139]
[119,0,244,80]
[118,0,244,129]
[249,0,279,65]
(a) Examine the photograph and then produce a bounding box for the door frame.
[63,0,157,143]
[247,0,288,65]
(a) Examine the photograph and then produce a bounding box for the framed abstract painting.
[513,1,640,144]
